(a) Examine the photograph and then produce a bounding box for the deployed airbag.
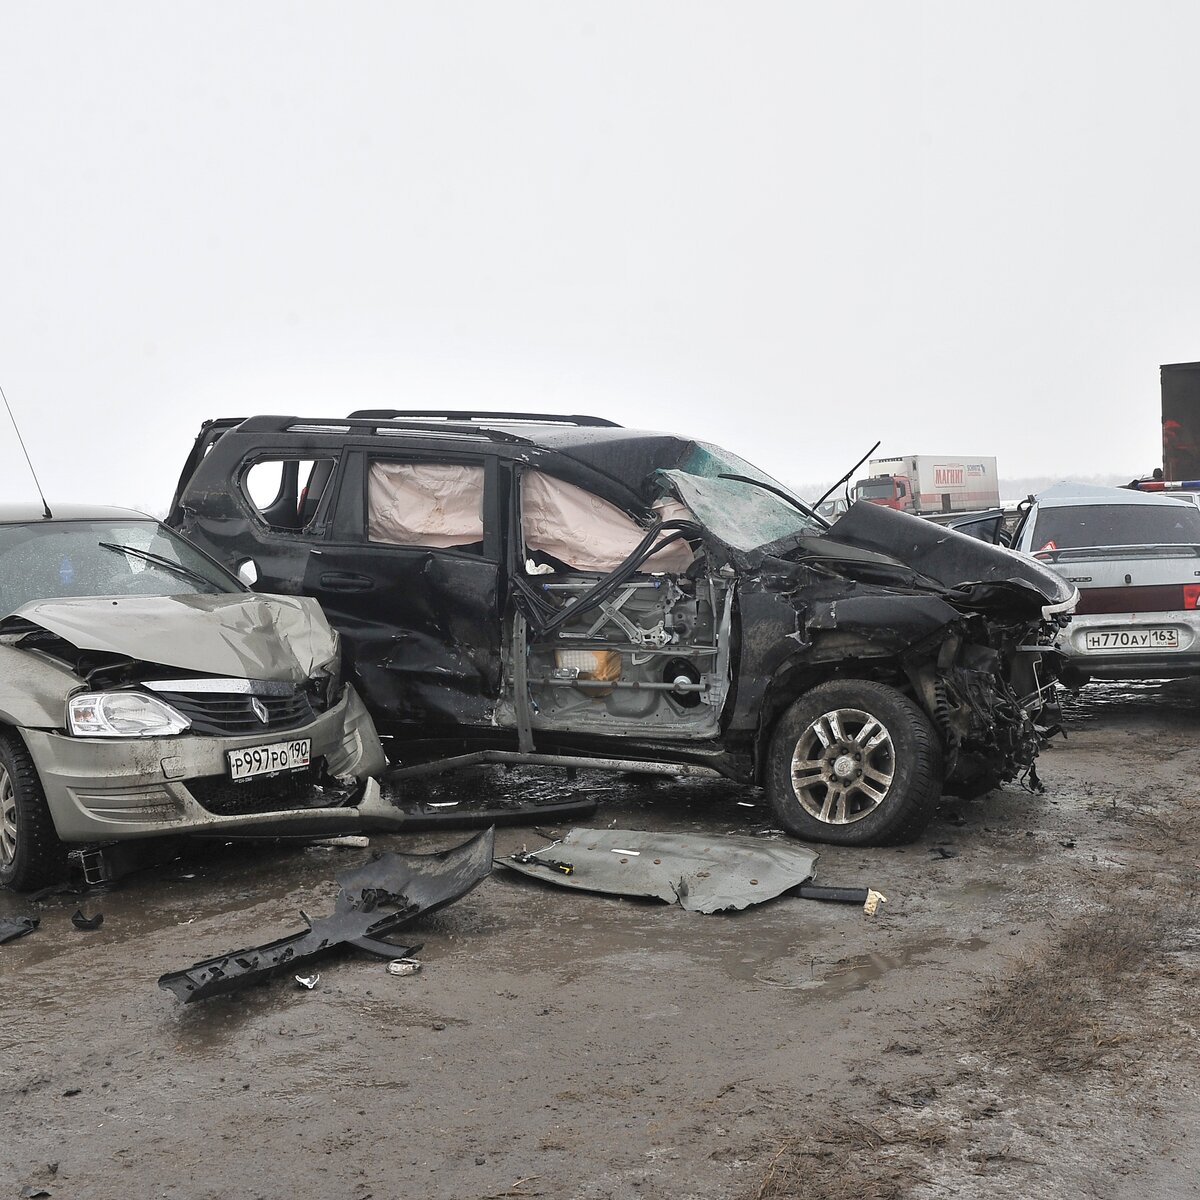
[367,462,485,549]
[522,471,693,573]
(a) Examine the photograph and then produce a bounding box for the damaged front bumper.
[24,684,388,843]
[909,629,1064,798]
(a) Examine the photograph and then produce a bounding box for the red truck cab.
[854,474,912,512]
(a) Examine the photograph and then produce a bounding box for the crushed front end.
[902,605,1071,797]
[0,594,389,846]
[816,502,1078,795]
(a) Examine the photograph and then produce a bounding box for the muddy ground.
[2,682,1198,1200]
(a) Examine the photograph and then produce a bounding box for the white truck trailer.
[853,455,1000,516]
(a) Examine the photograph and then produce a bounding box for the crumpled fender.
[803,591,963,657]
[325,684,387,781]
[0,644,80,729]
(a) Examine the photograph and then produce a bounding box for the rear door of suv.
[304,442,505,736]
[172,420,508,740]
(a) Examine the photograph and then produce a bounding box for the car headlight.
[68,692,191,738]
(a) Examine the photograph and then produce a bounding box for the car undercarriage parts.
[499,827,820,914]
[158,826,494,1003]
[384,750,722,782]
[369,764,601,830]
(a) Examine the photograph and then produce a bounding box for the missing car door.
[508,468,731,741]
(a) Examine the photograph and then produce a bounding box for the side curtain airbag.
[367,462,485,549]
[521,470,693,573]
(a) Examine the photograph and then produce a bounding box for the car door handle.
[319,571,375,592]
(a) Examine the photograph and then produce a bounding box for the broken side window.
[520,469,694,574]
[243,458,338,532]
[366,461,486,551]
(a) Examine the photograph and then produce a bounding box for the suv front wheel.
[764,680,943,846]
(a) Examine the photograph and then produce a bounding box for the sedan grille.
[188,765,328,816]
[152,688,317,736]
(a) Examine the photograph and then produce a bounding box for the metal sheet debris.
[158,826,494,1002]
[70,909,103,931]
[499,828,819,913]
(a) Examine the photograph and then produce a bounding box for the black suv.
[168,411,1075,846]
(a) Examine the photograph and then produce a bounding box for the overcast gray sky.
[2,1,1198,511]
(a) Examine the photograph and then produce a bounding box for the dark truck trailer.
[1161,362,1200,481]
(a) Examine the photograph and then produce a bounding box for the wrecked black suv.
[169,412,1076,846]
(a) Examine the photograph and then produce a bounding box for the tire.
[0,732,67,892]
[764,680,943,846]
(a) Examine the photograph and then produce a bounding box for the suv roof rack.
[235,415,552,449]
[346,409,622,428]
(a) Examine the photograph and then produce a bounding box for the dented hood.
[2,593,339,681]
[823,503,1076,617]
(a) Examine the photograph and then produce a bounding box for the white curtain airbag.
[521,471,693,573]
[368,462,485,548]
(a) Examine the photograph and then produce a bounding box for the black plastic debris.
[796,885,871,905]
[0,915,39,944]
[70,910,104,931]
[158,827,494,1003]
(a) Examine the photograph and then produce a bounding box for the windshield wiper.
[812,439,881,511]
[717,474,815,517]
[97,542,220,590]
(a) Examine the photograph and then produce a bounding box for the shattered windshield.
[0,521,241,617]
[659,442,826,552]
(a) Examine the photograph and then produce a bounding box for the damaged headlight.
[68,692,191,738]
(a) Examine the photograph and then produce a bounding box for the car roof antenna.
[813,440,881,511]
[0,382,52,519]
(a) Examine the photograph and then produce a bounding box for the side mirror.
[235,559,259,587]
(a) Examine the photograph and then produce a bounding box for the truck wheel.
[0,733,66,892]
[765,680,943,846]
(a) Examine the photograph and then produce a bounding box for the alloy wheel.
[789,707,896,824]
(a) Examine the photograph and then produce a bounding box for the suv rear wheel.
[0,733,66,892]
[765,680,942,846]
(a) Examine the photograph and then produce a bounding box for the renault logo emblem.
[251,698,269,725]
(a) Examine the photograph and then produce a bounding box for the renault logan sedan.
[0,505,386,890]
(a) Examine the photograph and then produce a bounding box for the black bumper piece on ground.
[157,826,494,1002]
